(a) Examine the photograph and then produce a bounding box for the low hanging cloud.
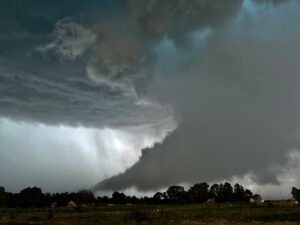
[0,117,175,192]
[228,150,300,199]
[94,0,300,193]
[0,0,274,128]
[35,0,243,96]
[0,0,177,192]
[0,0,176,129]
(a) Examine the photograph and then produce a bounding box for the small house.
[67,201,77,208]
[250,194,262,205]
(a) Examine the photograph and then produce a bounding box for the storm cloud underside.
[93,0,300,195]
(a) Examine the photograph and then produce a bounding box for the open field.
[1,204,300,225]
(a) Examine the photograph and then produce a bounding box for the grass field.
[1,204,300,225]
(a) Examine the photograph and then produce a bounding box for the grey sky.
[1,0,300,199]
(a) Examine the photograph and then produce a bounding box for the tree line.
[0,182,299,208]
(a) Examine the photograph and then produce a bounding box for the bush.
[47,209,55,220]
[129,210,149,222]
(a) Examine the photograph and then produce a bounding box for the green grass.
[1,204,300,225]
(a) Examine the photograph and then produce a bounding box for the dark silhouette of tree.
[166,186,185,203]
[252,194,262,204]
[244,189,253,201]
[127,195,140,204]
[153,192,164,204]
[292,187,300,202]
[53,192,73,207]
[96,196,109,205]
[209,184,220,200]
[233,183,246,202]
[189,182,209,203]
[43,193,52,207]
[75,190,95,205]
[112,192,126,204]
[18,187,44,208]
[0,182,264,207]
[218,182,233,202]
[0,186,6,207]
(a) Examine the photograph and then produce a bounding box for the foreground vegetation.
[1,183,300,224]
[1,203,300,225]
[0,182,261,208]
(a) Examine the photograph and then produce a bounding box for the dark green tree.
[292,187,300,202]
[19,187,44,208]
[153,192,164,203]
[75,190,95,205]
[209,184,220,199]
[218,182,233,202]
[244,189,253,201]
[233,183,246,202]
[112,192,126,204]
[0,186,6,207]
[166,186,185,203]
[189,182,209,203]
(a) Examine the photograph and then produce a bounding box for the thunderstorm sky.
[1,0,300,199]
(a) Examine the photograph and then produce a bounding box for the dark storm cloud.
[0,55,169,127]
[84,0,242,97]
[0,0,125,33]
[1,0,300,194]
[94,0,300,191]
[0,0,172,128]
[87,0,287,98]
[0,0,241,128]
